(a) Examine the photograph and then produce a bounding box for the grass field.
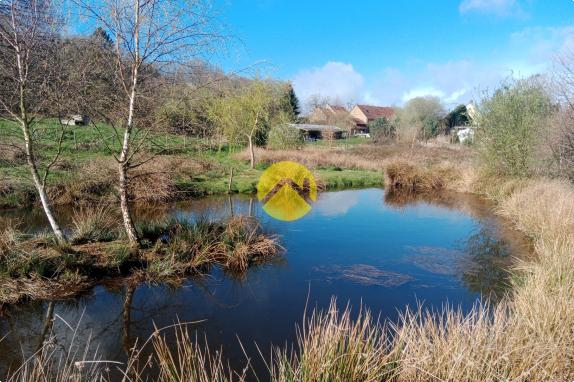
[0,119,385,208]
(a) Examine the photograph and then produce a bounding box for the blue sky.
[214,0,574,108]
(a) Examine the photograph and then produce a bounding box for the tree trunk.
[248,135,255,169]
[16,46,66,244]
[119,161,138,246]
[21,119,67,244]
[117,0,141,247]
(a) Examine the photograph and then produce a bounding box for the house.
[466,102,478,121]
[60,115,90,126]
[349,105,395,135]
[291,123,344,141]
[308,104,349,125]
[456,126,475,143]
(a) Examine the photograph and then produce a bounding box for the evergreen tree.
[92,27,113,47]
[444,104,470,133]
[286,82,300,118]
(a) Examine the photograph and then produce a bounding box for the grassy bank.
[0,214,280,304]
[0,120,385,209]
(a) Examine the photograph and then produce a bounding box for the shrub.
[368,117,396,142]
[267,123,304,150]
[476,77,553,177]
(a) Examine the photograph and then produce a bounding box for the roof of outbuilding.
[290,123,343,132]
[355,105,395,120]
[329,105,348,112]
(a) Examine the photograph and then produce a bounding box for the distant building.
[60,115,90,126]
[466,102,478,121]
[290,123,344,141]
[457,126,475,143]
[349,105,395,135]
[308,104,349,125]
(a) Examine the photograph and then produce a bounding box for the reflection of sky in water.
[315,191,359,216]
[0,188,530,378]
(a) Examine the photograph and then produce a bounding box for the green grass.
[310,136,371,147]
[0,118,384,208]
[316,169,384,189]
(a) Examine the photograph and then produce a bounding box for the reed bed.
[0,212,281,303]
[238,143,471,172]
[272,299,395,382]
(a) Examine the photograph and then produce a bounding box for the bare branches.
[70,0,227,245]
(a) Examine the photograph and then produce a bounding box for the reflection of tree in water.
[459,224,512,300]
[384,189,526,301]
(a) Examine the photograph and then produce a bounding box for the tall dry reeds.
[5,318,242,382]
[272,299,395,382]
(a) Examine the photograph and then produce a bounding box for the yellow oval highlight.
[257,161,317,221]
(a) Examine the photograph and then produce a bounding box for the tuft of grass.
[272,299,394,382]
[147,216,281,279]
[71,204,120,244]
[147,324,241,382]
[385,160,451,193]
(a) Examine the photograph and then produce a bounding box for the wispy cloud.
[292,62,364,107]
[510,25,574,61]
[459,0,527,18]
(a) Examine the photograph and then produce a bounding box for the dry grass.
[47,155,209,205]
[239,142,471,172]
[385,161,447,193]
[145,216,281,280]
[272,299,395,382]
[144,325,242,382]
[5,319,244,382]
[383,176,574,381]
[0,216,281,303]
[71,204,121,244]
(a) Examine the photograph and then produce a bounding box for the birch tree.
[0,0,68,244]
[73,0,224,246]
[208,79,278,169]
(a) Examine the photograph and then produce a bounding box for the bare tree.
[73,0,225,246]
[0,0,68,243]
[552,51,574,179]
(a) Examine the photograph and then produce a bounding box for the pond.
[0,188,531,378]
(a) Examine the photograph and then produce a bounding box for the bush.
[267,123,304,150]
[368,117,396,142]
[477,78,553,177]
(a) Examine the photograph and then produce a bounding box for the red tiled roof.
[356,105,395,120]
[329,105,348,112]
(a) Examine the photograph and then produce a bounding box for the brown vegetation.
[0,215,281,304]
[239,142,471,171]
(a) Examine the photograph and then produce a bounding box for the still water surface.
[0,188,531,377]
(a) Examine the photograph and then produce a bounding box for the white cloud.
[510,25,574,62]
[445,88,470,103]
[381,60,506,106]
[291,25,570,110]
[401,87,445,103]
[292,62,364,107]
[459,0,526,17]
[315,192,359,217]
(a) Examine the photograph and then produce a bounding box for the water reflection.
[384,190,531,299]
[0,188,531,378]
